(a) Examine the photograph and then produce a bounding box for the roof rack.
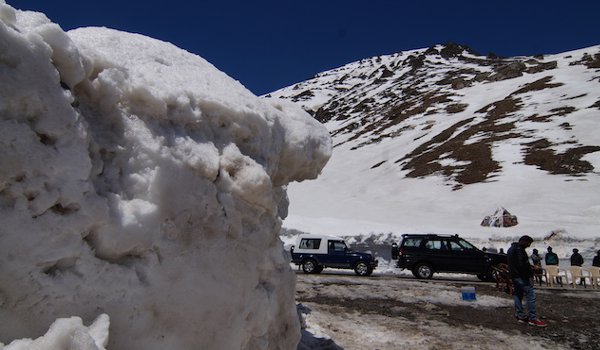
[401,233,461,238]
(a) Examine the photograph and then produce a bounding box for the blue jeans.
[512,277,537,320]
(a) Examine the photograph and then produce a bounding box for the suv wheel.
[413,263,434,279]
[302,259,318,274]
[354,261,372,276]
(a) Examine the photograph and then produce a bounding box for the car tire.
[313,265,324,274]
[302,259,318,274]
[413,263,434,279]
[354,261,372,276]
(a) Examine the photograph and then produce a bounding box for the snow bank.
[0,1,331,349]
[0,314,109,350]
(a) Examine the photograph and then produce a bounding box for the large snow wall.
[0,2,332,349]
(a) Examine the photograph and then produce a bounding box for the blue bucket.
[461,286,476,301]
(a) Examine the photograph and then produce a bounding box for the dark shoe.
[516,316,528,324]
[528,319,548,327]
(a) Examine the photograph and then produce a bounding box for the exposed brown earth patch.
[525,60,558,73]
[343,90,454,146]
[510,76,564,95]
[398,97,524,189]
[559,122,572,130]
[445,103,469,114]
[291,90,315,102]
[525,106,577,123]
[523,139,600,175]
[564,93,587,100]
[569,51,600,69]
[548,106,577,116]
[526,114,552,123]
[488,61,527,81]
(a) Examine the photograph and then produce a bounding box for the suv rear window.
[299,238,321,249]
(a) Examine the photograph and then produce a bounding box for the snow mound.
[0,2,331,349]
[0,314,109,350]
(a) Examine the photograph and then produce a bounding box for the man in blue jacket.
[507,235,547,327]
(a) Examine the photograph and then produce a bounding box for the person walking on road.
[507,235,547,327]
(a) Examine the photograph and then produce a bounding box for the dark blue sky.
[8,0,600,95]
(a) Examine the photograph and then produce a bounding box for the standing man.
[507,235,547,327]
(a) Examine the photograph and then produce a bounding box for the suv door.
[423,238,462,271]
[449,238,486,273]
[324,240,350,268]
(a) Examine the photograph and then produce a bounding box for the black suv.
[393,234,507,280]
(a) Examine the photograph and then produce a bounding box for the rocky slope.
[268,43,600,191]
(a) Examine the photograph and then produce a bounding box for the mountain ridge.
[267,43,600,190]
[268,43,600,241]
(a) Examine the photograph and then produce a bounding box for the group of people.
[529,246,596,267]
[506,236,600,328]
[529,246,600,285]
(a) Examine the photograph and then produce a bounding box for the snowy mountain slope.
[269,43,600,256]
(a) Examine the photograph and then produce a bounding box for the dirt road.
[296,271,600,350]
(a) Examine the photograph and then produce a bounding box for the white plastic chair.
[544,265,566,287]
[569,266,589,288]
[585,266,600,289]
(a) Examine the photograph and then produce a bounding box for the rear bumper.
[395,257,411,269]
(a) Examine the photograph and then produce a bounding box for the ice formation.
[0,1,331,349]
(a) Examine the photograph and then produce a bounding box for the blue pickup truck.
[290,234,378,276]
